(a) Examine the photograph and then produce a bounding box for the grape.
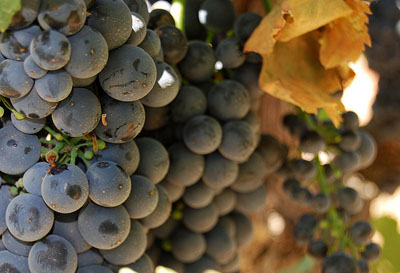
[22,162,50,196]
[155,25,188,64]
[53,213,92,254]
[322,252,356,273]
[299,130,326,154]
[158,252,185,273]
[0,250,30,273]
[78,249,104,267]
[333,151,361,173]
[198,0,235,33]
[312,192,331,214]
[77,265,113,273]
[135,137,170,183]
[138,29,162,59]
[350,221,373,246]
[282,178,300,194]
[99,45,157,101]
[170,227,206,263]
[290,159,317,181]
[100,220,147,265]
[35,70,73,102]
[182,202,219,233]
[6,193,54,242]
[205,225,236,264]
[8,0,40,30]
[42,164,89,213]
[342,111,359,130]
[1,230,33,257]
[140,185,172,228]
[338,130,361,152]
[208,80,250,121]
[0,59,34,99]
[357,130,377,169]
[202,152,239,191]
[242,110,261,133]
[358,259,369,273]
[28,234,78,273]
[11,113,45,135]
[78,202,131,250]
[308,240,328,259]
[323,164,336,183]
[87,0,132,50]
[65,25,109,79]
[170,85,207,123]
[86,161,131,207]
[215,38,246,69]
[147,242,162,266]
[0,25,41,61]
[214,189,237,216]
[235,184,268,214]
[72,75,97,87]
[337,187,363,213]
[230,211,254,249]
[183,115,223,155]
[30,30,71,70]
[282,113,307,137]
[183,181,215,209]
[0,186,13,235]
[152,217,178,240]
[11,85,58,119]
[158,179,185,202]
[0,241,4,251]
[361,242,381,262]
[84,0,96,8]
[219,253,240,273]
[291,186,313,207]
[219,120,257,162]
[123,0,150,24]
[166,142,205,187]
[234,12,262,43]
[143,105,170,131]
[178,40,216,83]
[92,140,140,176]
[184,0,207,40]
[148,9,175,30]
[0,124,41,175]
[95,95,145,143]
[122,254,154,273]
[124,175,159,219]
[37,0,86,36]
[231,152,265,193]
[125,12,147,46]
[256,135,287,175]
[293,214,318,244]
[185,255,218,273]
[141,61,180,107]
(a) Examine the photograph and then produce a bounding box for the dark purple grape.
[170,227,206,263]
[234,12,262,43]
[215,38,245,69]
[299,130,326,154]
[198,0,235,33]
[11,113,45,134]
[361,243,381,262]
[202,152,238,191]
[322,252,356,273]
[350,221,373,246]
[0,59,34,99]
[183,203,219,233]
[308,240,328,259]
[312,192,331,214]
[35,70,73,102]
[125,12,147,46]
[0,250,30,273]
[8,0,40,30]
[148,9,175,30]
[170,85,207,123]
[155,25,188,64]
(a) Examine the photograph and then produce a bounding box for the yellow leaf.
[259,32,354,126]
[244,0,353,54]
[319,0,371,68]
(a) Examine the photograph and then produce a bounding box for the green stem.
[262,0,273,13]
[77,150,91,169]
[315,156,328,194]
[205,30,214,44]
[70,149,78,165]
[171,0,186,33]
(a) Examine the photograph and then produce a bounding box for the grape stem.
[262,0,273,13]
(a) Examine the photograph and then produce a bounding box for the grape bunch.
[0,0,273,272]
[279,110,380,273]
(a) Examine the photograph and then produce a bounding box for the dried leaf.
[244,0,353,54]
[258,33,355,126]
[319,0,371,68]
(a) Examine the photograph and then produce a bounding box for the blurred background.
[231,0,400,272]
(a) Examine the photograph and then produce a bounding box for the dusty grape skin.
[185,255,218,273]
[65,25,109,79]
[215,37,246,69]
[123,175,159,219]
[183,181,215,209]
[170,227,207,263]
[158,179,185,202]
[123,0,150,24]
[198,0,235,33]
[202,152,239,191]
[95,95,145,144]
[5,193,54,242]
[214,189,237,216]
[42,164,89,214]
[28,234,78,273]
[35,70,73,102]
[22,162,50,196]
[322,252,357,273]
[234,12,262,43]
[77,265,113,273]
[143,105,170,131]
[87,0,132,50]
[140,185,172,229]
[78,202,131,250]
[182,202,219,233]
[99,45,156,102]
[77,249,104,268]
[122,254,154,273]
[234,184,268,214]
[126,12,147,46]
[0,186,13,235]
[8,0,40,30]
[0,250,30,273]
[0,124,41,175]
[230,211,254,249]
[0,59,34,99]
[170,85,207,123]
[24,54,45,79]
[231,151,265,193]
[138,29,162,59]
[156,25,188,64]
[1,230,33,256]
[11,113,45,135]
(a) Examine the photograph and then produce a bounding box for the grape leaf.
[0,0,21,32]
[258,32,354,126]
[319,0,371,69]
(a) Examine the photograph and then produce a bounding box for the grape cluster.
[0,0,275,272]
[279,110,380,273]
